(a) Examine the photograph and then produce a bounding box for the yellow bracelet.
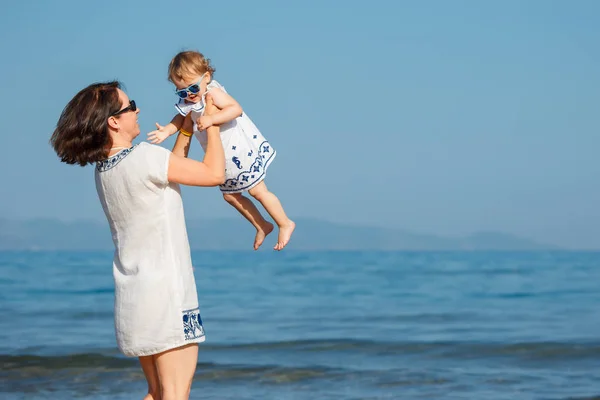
[180,129,193,137]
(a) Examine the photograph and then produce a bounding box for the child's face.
[174,73,209,104]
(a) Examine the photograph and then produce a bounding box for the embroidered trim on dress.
[182,307,205,340]
[221,141,276,193]
[96,145,137,172]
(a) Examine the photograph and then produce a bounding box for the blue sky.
[0,0,598,248]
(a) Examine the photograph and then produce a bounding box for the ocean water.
[1,250,599,399]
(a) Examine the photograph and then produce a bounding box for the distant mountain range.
[0,218,556,251]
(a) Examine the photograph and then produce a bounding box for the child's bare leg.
[223,192,274,250]
[248,181,295,251]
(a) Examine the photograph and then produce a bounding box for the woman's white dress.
[95,142,205,357]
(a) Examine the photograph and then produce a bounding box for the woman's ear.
[107,115,119,131]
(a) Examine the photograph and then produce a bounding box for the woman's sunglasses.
[175,73,207,99]
[112,100,137,116]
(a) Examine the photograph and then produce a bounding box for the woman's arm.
[171,114,194,158]
[168,95,225,186]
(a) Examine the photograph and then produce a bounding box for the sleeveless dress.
[174,79,276,193]
[95,142,206,357]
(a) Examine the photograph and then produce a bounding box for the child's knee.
[223,193,241,204]
[249,185,267,199]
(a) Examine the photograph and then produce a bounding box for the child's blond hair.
[168,50,216,83]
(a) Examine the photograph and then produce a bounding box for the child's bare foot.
[254,221,274,250]
[274,220,295,251]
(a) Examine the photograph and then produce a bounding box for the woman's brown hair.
[50,81,122,166]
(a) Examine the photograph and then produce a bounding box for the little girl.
[148,50,295,251]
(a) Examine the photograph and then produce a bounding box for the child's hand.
[147,123,171,144]
[196,115,213,131]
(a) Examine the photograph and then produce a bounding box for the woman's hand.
[197,94,219,130]
[196,115,213,131]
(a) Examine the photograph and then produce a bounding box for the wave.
[564,397,600,400]
[0,353,343,387]
[2,339,600,372]
[206,339,600,359]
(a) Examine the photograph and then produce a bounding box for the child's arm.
[148,113,185,144]
[196,88,243,131]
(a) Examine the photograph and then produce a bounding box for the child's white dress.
[175,80,276,193]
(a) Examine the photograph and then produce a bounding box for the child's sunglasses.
[112,100,137,116]
[175,73,206,99]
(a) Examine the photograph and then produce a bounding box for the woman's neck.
[108,142,133,156]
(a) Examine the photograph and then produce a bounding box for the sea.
[1,250,599,399]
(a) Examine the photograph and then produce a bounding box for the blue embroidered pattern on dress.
[221,140,276,193]
[182,307,205,340]
[96,145,137,172]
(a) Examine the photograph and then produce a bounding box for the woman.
[50,81,224,400]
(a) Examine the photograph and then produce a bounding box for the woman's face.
[113,89,140,139]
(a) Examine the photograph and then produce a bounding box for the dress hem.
[220,151,276,193]
[119,335,206,357]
